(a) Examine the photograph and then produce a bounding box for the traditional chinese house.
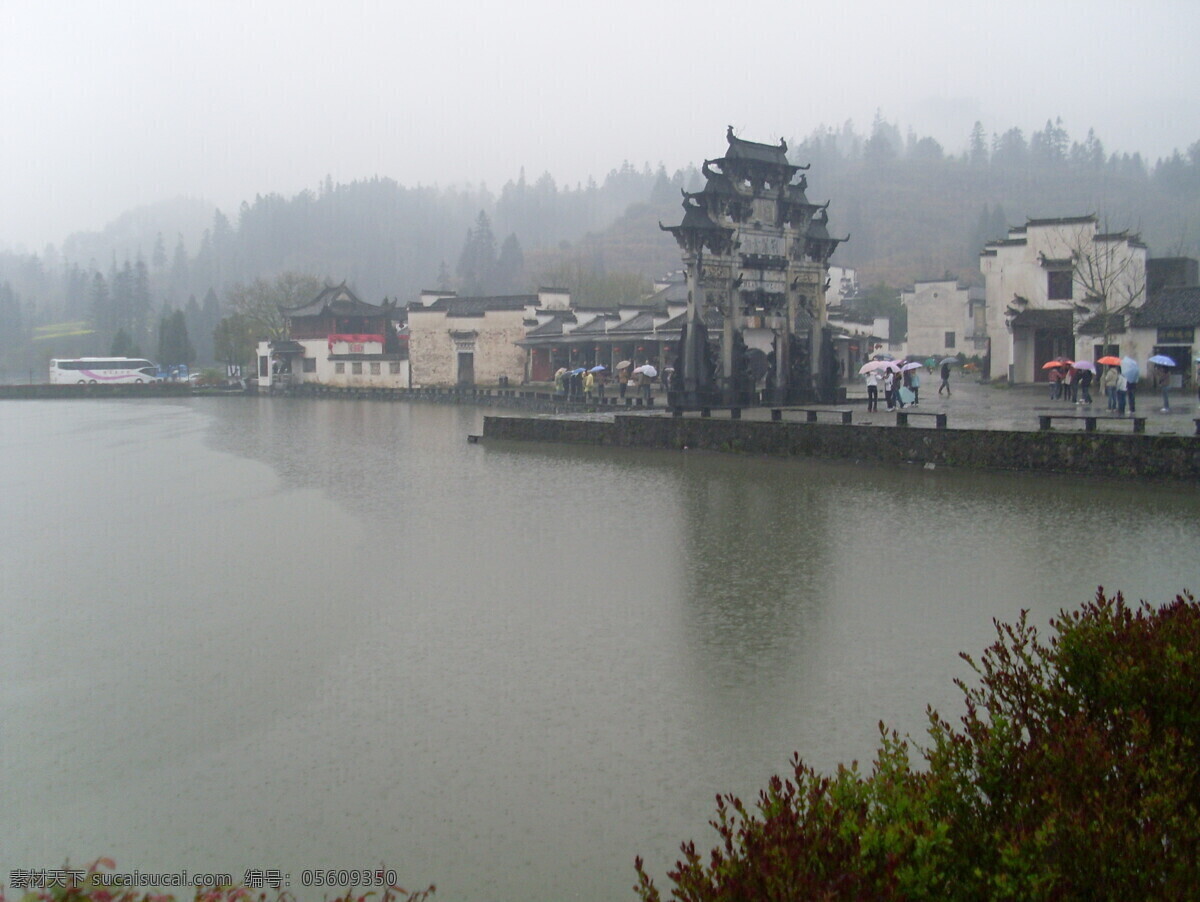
[255,283,408,390]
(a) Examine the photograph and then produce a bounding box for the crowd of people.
[864,360,947,411]
[552,364,655,403]
[1046,361,1162,415]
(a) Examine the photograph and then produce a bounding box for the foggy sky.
[3,0,1198,252]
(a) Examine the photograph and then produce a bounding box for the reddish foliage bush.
[636,589,1200,901]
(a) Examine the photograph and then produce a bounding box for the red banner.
[328,333,384,350]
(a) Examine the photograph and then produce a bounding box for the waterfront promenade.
[725,378,1200,437]
[539,377,1200,438]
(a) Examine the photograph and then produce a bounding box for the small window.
[352,362,363,375]
[944,331,956,349]
[370,362,381,375]
[335,362,345,374]
[1048,270,1073,300]
[389,361,400,374]
[303,358,316,373]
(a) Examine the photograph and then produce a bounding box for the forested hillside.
[1,116,1198,375]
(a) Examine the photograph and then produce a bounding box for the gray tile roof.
[1010,309,1073,330]
[572,315,619,334]
[283,284,388,318]
[418,295,534,317]
[1131,286,1200,327]
[523,314,574,337]
[1077,313,1127,335]
[608,311,659,333]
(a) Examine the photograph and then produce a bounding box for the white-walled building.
[406,288,572,387]
[981,215,1147,383]
[902,280,986,360]
[256,284,408,391]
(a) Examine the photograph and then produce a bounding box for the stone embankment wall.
[482,415,1200,481]
[0,384,196,399]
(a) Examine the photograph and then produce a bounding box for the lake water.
[3,397,1198,900]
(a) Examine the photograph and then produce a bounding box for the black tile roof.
[1077,313,1127,335]
[724,130,792,167]
[416,295,534,317]
[608,311,659,333]
[1010,309,1073,330]
[1026,214,1096,228]
[572,315,619,334]
[1131,286,1200,327]
[523,314,574,337]
[283,283,389,318]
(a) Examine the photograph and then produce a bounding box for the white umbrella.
[633,364,658,378]
[900,361,924,372]
[1072,360,1096,372]
[859,360,890,374]
[616,360,632,369]
[1148,354,1176,368]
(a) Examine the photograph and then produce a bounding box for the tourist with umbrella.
[863,365,881,411]
[1044,361,1065,400]
[590,364,607,400]
[899,361,923,406]
[938,358,956,396]
[1101,361,1120,410]
[1073,360,1095,406]
[1121,357,1139,414]
[616,361,631,399]
[1149,354,1176,412]
[634,363,658,403]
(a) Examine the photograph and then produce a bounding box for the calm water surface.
[3,398,1198,900]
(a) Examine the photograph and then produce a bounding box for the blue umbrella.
[570,368,586,375]
[1120,356,1139,382]
[589,365,607,372]
[1148,354,1176,368]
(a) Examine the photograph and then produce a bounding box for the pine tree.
[0,281,22,349]
[158,309,195,366]
[110,328,140,358]
[496,234,525,293]
[152,232,168,271]
[457,211,498,295]
[170,234,190,305]
[133,257,152,339]
[90,272,113,339]
[969,121,988,167]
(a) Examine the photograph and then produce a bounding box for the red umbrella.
[1097,356,1121,366]
[1042,360,1072,369]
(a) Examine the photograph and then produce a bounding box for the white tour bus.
[49,357,160,385]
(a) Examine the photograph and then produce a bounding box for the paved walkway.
[627,378,1200,436]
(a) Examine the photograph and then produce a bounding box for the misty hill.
[572,121,1200,290]
[1,117,1198,371]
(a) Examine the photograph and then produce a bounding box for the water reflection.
[3,398,1197,902]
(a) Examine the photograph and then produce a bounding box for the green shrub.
[636,589,1199,901]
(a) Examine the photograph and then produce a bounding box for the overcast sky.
[2,0,1198,251]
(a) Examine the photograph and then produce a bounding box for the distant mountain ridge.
[3,121,1197,329]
